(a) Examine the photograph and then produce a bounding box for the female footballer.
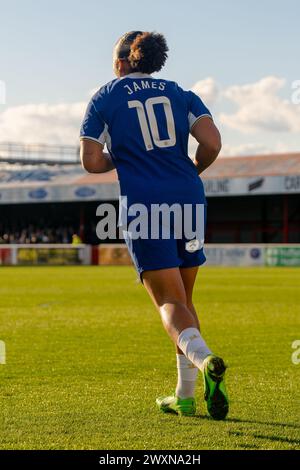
[80,31,229,420]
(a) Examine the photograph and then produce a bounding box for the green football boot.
[156,394,196,417]
[202,355,229,420]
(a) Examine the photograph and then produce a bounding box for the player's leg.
[143,266,212,363]
[178,265,201,338]
[142,266,199,416]
[143,266,229,420]
[145,268,201,405]
[174,267,200,401]
[142,267,198,343]
[179,266,229,420]
[143,266,215,417]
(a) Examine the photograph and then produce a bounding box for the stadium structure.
[0,142,299,266]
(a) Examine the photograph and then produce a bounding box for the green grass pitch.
[0,266,299,450]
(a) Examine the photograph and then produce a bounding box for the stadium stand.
[0,147,299,245]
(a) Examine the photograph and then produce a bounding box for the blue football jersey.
[80,72,212,207]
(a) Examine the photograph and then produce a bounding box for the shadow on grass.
[252,433,300,445]
[160,412,300,447]
[193,414,300,431]
[229,431,300,446]
[198,415,300,446]
[225,416,300,431]
[162,413,300,432]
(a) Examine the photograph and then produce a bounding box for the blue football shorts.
[122,203,207,278]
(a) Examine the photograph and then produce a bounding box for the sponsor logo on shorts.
[185,239,202,253]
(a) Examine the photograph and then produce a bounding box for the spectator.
[72,233,82,245]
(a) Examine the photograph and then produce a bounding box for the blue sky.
[0,0,299,156]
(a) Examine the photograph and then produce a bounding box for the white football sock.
[177,327,212,372]
[175,354,198,399]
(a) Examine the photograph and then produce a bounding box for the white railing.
[0,142,80,165]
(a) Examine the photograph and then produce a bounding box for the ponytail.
[116,31,168,74]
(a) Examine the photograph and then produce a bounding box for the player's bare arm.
[80,138,115,173]
[191,117,222,174]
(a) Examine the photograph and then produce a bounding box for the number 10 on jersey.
[128,96,177,151]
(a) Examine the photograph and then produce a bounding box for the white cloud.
[0,102,86,145]
[220,76,300,133]
[191,77,219,107]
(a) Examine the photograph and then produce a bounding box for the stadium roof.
[75,152,300,182]
[0,152,299,204]
[203,152,300,178]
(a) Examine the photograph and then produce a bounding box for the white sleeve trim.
[80,136,104,146]
[189,113,213,131]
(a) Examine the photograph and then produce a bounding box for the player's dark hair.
[115,31,168,74]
